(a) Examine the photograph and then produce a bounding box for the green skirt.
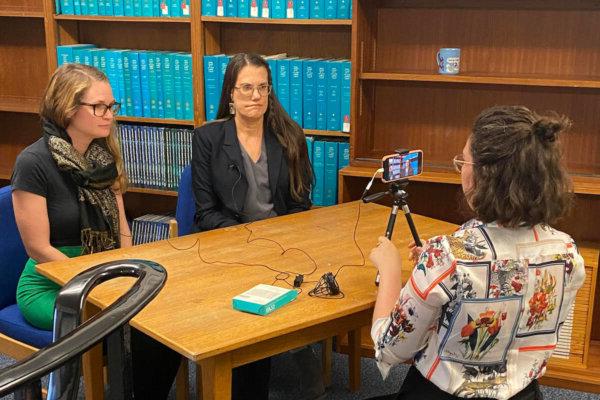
[16,246,83,330]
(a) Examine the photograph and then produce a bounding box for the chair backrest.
[175,165,196,236]
[0,185,29,309]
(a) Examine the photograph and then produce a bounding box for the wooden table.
[37,202,458,400]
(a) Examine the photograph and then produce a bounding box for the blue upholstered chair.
[175,165,196,236]
[0,185,53,359]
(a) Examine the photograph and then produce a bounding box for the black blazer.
[191,118,311,232]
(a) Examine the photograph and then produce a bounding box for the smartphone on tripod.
[381,150,423,183]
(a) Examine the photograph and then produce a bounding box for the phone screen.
[381,150,423,182]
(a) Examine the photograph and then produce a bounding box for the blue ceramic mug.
[437,48,461,75]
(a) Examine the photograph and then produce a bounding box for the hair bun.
[532,115,570,143]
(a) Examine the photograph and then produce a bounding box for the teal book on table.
[232,284,298,316]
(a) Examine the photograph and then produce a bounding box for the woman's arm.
[12,190,69,263]
[115,191,132,247]
[370,236,404,323]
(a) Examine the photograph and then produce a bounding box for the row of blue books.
[204,55,351,132]
[202,0,351,19]
[56,0,189,17]
[57,44,193,121]
[132,214,173,245]
[118,124,193,190]
[307,138,349,206]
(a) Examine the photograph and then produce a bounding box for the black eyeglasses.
[80,102,121,117]
[233,84,272,98]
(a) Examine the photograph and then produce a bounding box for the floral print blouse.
[371,220,586,399]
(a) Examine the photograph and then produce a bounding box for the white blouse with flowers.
[371,220,585,400]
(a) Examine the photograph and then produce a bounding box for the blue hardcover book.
[340,59,351,132]
[104,0,114,15]
[217,54,230,100]
[133,0,142,15]
[147,52,159,117]
[97,0,105,15]
[294,0,308,18]
[305,136,314,164]
[87,0,99,14]
[56,44,96,66]
[216,0,224,15]
[152,0,159,15]
[169,0,181,16]
[139,52,152,117]
[159,0,169,15]
[89,48,103,70]
[113,0,124,15]
[99,49,108,73]
[225,0,236,16]
[173,53,184,119]
[124,0,134,15]
[249,0,259,17]
[142,0,153,15]
[289,58,303,126]
[326,60,341,131]
[324,0,335,18]
[315,60,327,130]
[180,53,193,120]
[55,0,61,14]
[265,56,279,89]
[232,284,298,316]
[122,51,134,116]
[260,0,270,17]
[238,0,249,17]
[276,58,291,115]
[73,0,81,15]
[61,0,74,14]
[80,0,88,14]
[338,141,349,169]
[114,50,128,116]
[311,140,325,205]
[336,0,348,18]
[127,51,143,117]
[154,52,165,118]
[323,141,338,206]
[105,50,121,112]
[162,52,176,119]
[73,47,94,65]
[309,0,322,18]
[271,0,285,18]
[203,54,220,121]
[302,59,316,129]
[202,0,216,15]
[181,0,190,15]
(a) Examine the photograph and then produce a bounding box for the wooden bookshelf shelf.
[127,187,178,196]
[360,72,600,89]
[0,96,40,114]
[116,116,194,126]
[54,14,190,23]
[0,10,44,17]
[304,129,350,138]
[201,16,352,25]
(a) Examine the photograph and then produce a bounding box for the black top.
[11,138,81,247]
[191,118,311,232]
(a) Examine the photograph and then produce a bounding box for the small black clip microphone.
[228,163,238,171]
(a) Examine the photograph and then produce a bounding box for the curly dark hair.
[468,105,573,227]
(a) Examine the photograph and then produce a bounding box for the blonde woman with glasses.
[367,105,585,400]
[11,63,181,399]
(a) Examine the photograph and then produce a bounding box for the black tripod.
[363,179,422,285]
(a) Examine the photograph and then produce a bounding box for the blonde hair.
[41,64,127,192]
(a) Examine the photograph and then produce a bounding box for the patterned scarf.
[43,119,120,254]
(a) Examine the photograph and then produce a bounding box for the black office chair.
[0,259,167,400]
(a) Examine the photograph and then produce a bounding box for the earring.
[229,102,236,115]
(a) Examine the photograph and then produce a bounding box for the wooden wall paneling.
[43,0,58,73]
[123,192,177,219]
[217,24,351,59]
[190,0,203,125]
[0,18,48,112]
[57,20,80,44]
[76,21,191,52]
[0,113,41,179]
[0,0,43,14]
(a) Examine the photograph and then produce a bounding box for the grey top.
[239,137,277,222]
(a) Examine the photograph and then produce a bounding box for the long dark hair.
[469,105,572,227]
[216,53,312,202]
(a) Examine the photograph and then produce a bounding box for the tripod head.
[362,179,410,205]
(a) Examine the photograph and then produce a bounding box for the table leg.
[176,356,189,400]
[82,303,104,400]
[199,353,232,400]
[348,328,361,392]
[321,337,332,387]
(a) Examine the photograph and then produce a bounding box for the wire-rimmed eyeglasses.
[452,155,475,173]
[233,84,272,98]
